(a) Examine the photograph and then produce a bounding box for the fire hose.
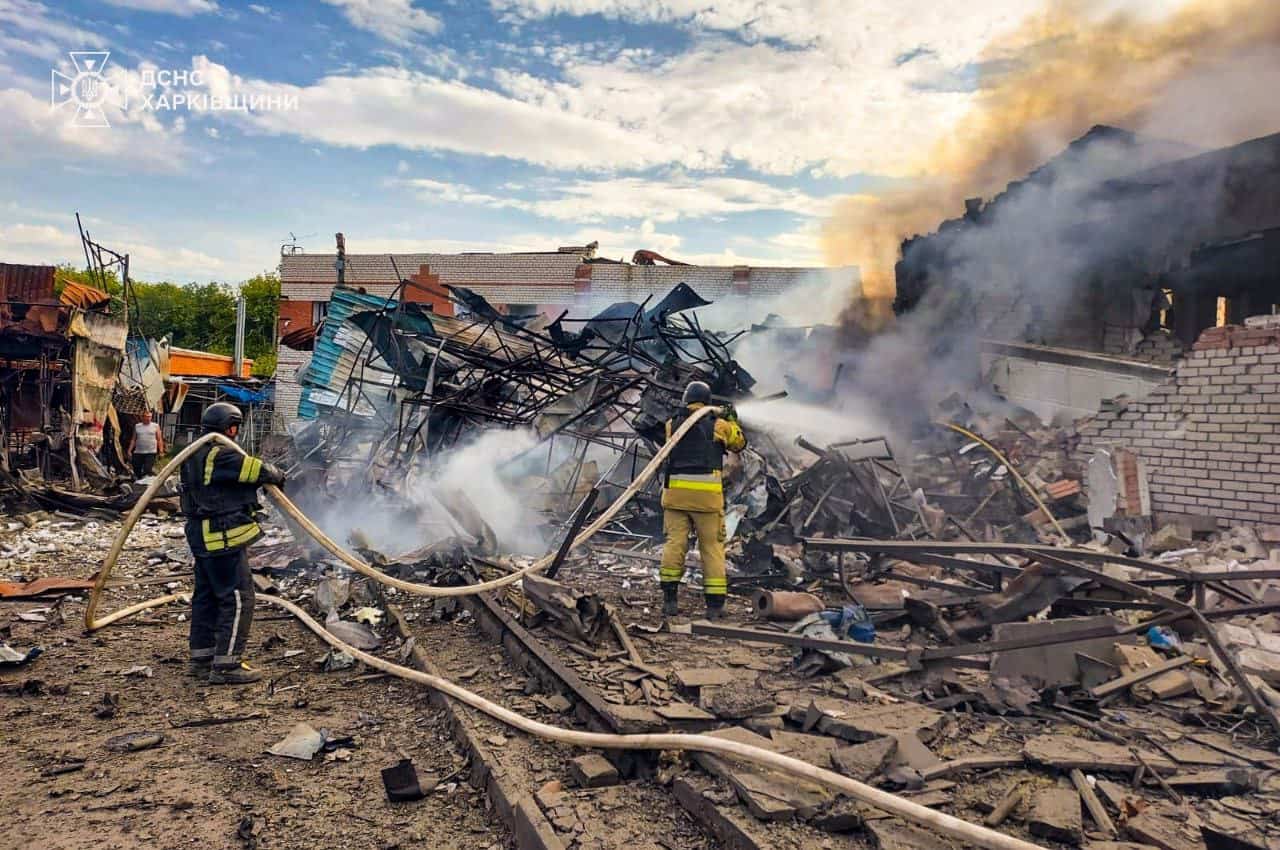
[84,409,1049,850]
[85,406,724,629]
[939,421,1069,541]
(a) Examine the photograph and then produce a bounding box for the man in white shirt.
[127,409,164,479]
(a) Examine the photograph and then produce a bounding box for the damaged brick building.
[895,127,1280,526]
[895,126,1280,359]
[1078,321,1280,527]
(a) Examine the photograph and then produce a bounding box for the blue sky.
[0,0,1157,282]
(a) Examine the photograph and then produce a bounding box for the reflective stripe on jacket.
[667,471,723,492]
[181,443,270,556]
[660,403,747,513]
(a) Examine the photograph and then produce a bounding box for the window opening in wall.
[1159,289,1174,330]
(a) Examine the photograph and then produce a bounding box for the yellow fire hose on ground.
[83,409,1048,850]
[939,422,1070,542]
[85,406,722,629]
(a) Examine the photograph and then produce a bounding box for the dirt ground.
[0,515,509,850]
[10,510,1280,850]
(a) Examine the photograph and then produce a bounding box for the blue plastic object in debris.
[820,604,876,644]
[1147,625,1182,651]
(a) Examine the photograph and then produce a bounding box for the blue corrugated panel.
[296,287,395,419]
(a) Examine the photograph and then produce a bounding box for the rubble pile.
[908,400,1086,541]
[9,275,1280,850]
[277,282,768,548]
[274,278,1116,588]
[287,509,1280,850]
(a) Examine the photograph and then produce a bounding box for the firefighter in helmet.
[659,380,746,619]
[181,402,286,684]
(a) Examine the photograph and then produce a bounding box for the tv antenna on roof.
[280,231,314,256]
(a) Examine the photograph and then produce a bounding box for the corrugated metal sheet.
[296,287,396,419]
[0,263,56,303]
[59,280,112,310]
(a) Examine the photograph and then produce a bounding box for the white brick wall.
[279,253,583,286]
[274,346,310,425]
[1077,332,1280,525]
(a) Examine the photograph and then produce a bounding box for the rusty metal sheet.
[0,576,96,598]
[59,280,112,310]
[280,325,316,351]
[0,263,56,303]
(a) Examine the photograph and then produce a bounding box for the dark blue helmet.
[682,381,712,405]
[201,402,243,433]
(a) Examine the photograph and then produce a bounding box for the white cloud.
[0,219,226,281]
[393,172,837,222]
[320,0,441,45]
[491,32,990,177]
[0,85,190,172]
[486,1,1199,178]
[100,0,217,15]
[0,0,103,61]
[193,57,670,170]
[175,1,1055,178]
[394,178,519,209]
[0,222,70,250]
[492,0,1032,51]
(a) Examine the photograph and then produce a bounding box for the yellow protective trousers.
[659,508,727,596]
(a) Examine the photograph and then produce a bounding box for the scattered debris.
[381,758,431,802]
[105,731,165,753]
[0,643,41,667]
[266,722,326,761]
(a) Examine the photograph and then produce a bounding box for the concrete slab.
[1028,787,1083,845]
[569,754,619,789]
[1023,735,1176,774]
[867,818,958,850]
[990,616,1130,688]
[830,737,897,781]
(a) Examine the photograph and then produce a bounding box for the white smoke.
[302,427,550,559]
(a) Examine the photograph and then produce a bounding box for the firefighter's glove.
[260,462,287,488]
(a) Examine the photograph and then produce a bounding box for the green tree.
[53,265,280,377]
[240,272,280,376]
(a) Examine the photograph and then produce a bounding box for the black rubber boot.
[208,662,262,685]
[705,595,726,620]
[661,582,679,617]
[187,659,212,679]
